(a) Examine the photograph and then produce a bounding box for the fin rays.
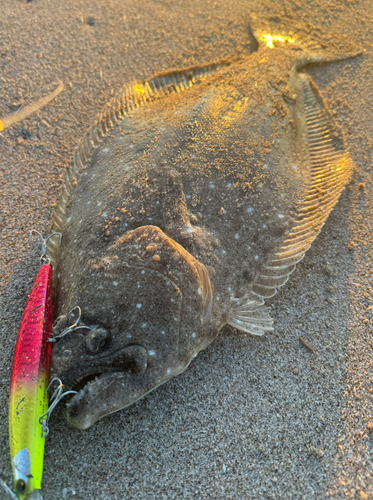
[228,293,274,336]
[227,72,353,335]
[50,63,224,263]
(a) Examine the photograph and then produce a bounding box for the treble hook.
[39,378,77,438]
[49,306,90,343]
[29,230,62,264]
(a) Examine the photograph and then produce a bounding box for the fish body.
[50,21,358,429]
[9,264,53,499]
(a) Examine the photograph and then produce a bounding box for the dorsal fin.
[227,72,354,335]
[49,63,225,259]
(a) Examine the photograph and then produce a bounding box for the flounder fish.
[49,17,359,429]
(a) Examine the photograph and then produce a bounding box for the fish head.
[51,225,213,429]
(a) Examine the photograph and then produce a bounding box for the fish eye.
[16,479,26,492]
[63,349,72,359]
[85,328,111,354]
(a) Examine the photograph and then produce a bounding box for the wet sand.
[1,0,373,498]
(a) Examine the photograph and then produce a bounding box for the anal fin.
[252,72,354,299]
[227,72,353,336]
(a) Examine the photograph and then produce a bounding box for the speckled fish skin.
[49,20,359,429]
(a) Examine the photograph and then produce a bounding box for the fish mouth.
[65,370,124,418]
[54,343,148,395]
[63,369,143,429]
[57,368,130,416]
[57,353,148,429]
[69,369,121,393]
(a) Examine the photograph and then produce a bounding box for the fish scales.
[49,22,357,429]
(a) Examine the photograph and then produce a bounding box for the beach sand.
[1,0,373,498]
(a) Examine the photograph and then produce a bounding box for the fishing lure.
[8,233,60,500]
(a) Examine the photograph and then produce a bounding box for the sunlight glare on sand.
[260,33,296,48]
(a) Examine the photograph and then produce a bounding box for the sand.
[1,0,373,498]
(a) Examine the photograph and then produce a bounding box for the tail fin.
[249,13,363,66]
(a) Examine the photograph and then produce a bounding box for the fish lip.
[59,371,123,427]
[64,371,127,429]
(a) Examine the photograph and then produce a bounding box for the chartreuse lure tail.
[9,263,53,499]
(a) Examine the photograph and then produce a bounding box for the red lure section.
[11,264,53,391]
